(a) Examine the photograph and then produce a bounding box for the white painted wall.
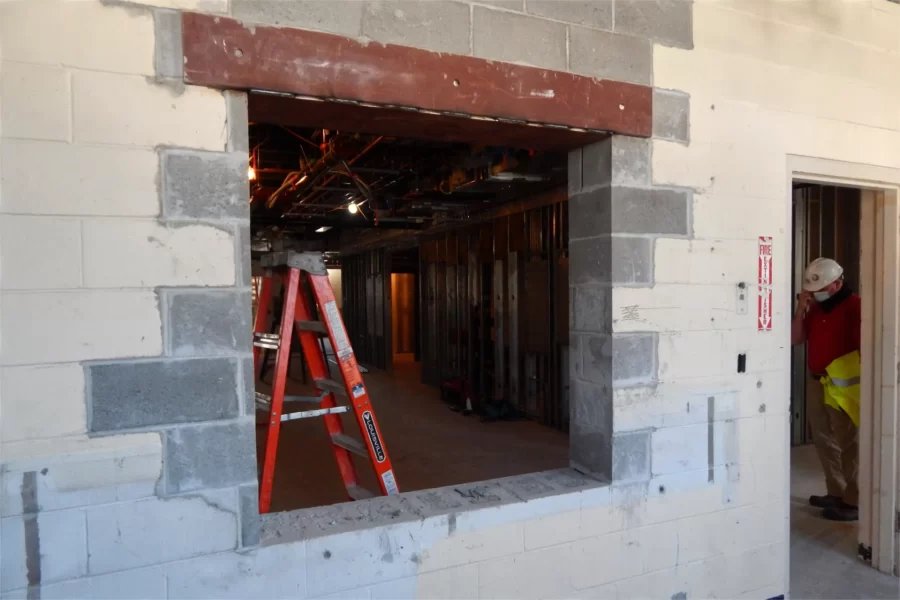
[1,0,899,597]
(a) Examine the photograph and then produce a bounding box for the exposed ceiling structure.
[248,122,568,250]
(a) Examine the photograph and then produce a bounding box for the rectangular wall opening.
[247,94,585,513]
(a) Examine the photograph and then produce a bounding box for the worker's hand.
[796,291,813,316]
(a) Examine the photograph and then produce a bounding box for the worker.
[791,257,861,522]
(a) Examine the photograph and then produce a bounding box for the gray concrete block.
[236,224,252,287]
[166,290,252,357]
[653,89,690,142]
[573,286,611,333]
[611,136,650,187]
[154,9,183,80]
[569,25,652,85]
[569,333,582,378]
[164,420,257,494]
[568,148,583,195]
[570,421,611,481]
[611,187,690,235]
[473,6,567,70]
[583,334,613,385]
[88,358,240,432]
[615,0,693,49]
[362,1,471,55]
[240,355,255,416]
[239,483,260,547]
[611,236,652,284]
[568,186,611,241]
[232,0,364,36]
[582,138,611,189]
[162,150,249,221]
[612,333,657,386]
[611,429,651,482]
[571,378,611,432]
[225,91,249,153]
[526,1,612,30]
[569,236,611,286]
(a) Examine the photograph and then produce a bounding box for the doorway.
[788,180,900,596]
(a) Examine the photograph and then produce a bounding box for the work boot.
[809,494,841,509]
[822,502,858,522]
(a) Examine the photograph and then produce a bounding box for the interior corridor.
[790,445,898,599]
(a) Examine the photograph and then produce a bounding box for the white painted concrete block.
[86,493,237,574]
[654,238,762,285]
[8,565,168,600]
[166,543,307,599]
[0,509,87,591]
[579,503,625,539]
[721,501,785,556]
[570,531,640,589]
[73,73,226,150]
[0,140,160,216]
[0,0,155,75]
[478,545,576,600]
[675,509,726,564]
[0,62,70,141]
[303,523,427,597]
[414,564,479,600]
[0,364,86,444]
[0,216,81,290]
[523,509,581,550]
[0,290,162,365]
[82,220,235,288]
[692,192,785,240]
[613,283,755,334]
[419,520,524,573]
[1,433,161,517]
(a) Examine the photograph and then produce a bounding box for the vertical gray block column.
[569,136,679,482]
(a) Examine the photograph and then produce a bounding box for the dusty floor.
[256,353,569,512]
[790,444,898,599]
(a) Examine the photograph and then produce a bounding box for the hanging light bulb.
[347,202,359,214]
[248,165,256,181]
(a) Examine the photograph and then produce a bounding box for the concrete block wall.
[0,0,256,595]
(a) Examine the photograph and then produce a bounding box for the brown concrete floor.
[256,353,569,513]
[790,444,899,599]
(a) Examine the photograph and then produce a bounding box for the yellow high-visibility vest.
[819,350,861,427]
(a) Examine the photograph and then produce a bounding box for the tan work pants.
[806,376,859,506]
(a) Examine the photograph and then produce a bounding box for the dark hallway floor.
[256,353,569,513]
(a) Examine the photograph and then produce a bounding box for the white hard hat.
[803,257,843,291]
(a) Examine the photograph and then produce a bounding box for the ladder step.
[281,406,350,422]
[295,320,328,334]
[253,332,280,350]
[315,378,348,397]
[347,485,377,501]
[256,391,327,409]
[331,433,367,457]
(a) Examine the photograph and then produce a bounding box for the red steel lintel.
[181,12,652,138]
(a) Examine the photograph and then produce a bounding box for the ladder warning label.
[323,301,353,359]
[351,383,365,398]
[381,470,399,495]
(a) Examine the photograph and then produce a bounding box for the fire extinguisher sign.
[758,236,773,331]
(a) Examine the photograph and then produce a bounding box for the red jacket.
[804,287,861,374]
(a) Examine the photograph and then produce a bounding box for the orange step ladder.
[252,251,399,513]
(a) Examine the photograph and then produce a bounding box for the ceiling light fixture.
[347,202,359,214]
[248,166,256,181]
[315,226,332,233]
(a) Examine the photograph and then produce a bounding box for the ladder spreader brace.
[253,251,399,513]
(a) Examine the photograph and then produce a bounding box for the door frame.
[786,156,900,576]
